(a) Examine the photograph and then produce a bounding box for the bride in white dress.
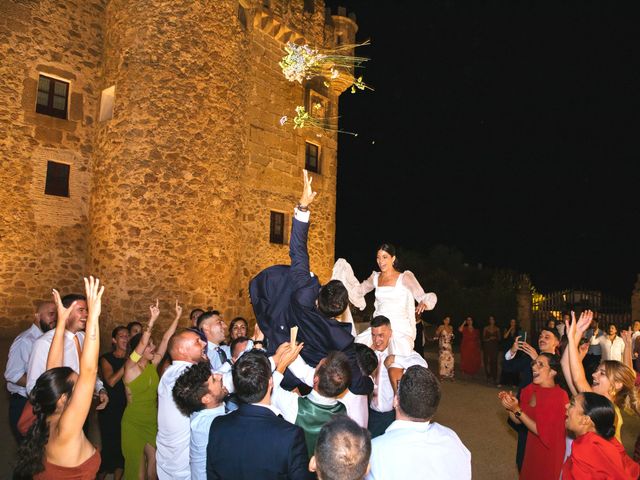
[333,243,437,355]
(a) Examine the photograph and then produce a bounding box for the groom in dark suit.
[206,350,310,480]
[249,170,373,396]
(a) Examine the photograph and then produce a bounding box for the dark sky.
[325,0,640,299]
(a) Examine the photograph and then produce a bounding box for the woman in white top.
[351,243,437,355]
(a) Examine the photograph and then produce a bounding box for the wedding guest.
[97,326,128,480]
[206,350,310,480]
[433,316,455,381]
[564,311,640,443]
[458,317,481,376]
[499,353,568,480]
[127,322,142,338]
[310,415,371,480]
[14,277,104,479]
[272,349,351,456]
[590,323,625,362]
[189,308,205,328]
[26,292,108,412]
[482,316,500,384]
[367,366,471,479]
[4,301,56,441]
[156,329,207,480]
[563,392,639,479]
[172,362,227,480]
[121,300,181,480]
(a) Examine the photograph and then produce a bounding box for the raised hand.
[175,299,183,319]
[576,310,593,337]
[84,276,104,322]
[299,169,317,208]
[510,336,522,354]
[52,288,77,328]
[149,299,160,325]
[518,341,538,360]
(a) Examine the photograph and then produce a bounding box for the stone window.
[36,75,69,120]
[305,141,320,173]
[238,4,247,29]
[303,0,314,14]
[44,161,70,197]
[270,211,285,244]
[99,85,115,122]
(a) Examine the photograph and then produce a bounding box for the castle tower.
[0,0,358,339]
[0,0,105,337]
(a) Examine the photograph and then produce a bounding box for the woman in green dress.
[121,300,182,480]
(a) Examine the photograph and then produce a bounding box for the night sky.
[325,1,640,299]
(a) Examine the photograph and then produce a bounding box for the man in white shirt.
[4,300,56,440]
[356,315,427,438]
[590,323,625,362]
[26,293,107,401]
[199,311,230,371]
[172,361,227,480]
[156,329,207,480]
[367,365,471,480]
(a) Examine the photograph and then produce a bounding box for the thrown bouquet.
[278,40,371,135]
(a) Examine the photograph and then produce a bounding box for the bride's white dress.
[332,259,437,355]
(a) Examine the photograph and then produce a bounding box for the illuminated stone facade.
[0,0,358,340]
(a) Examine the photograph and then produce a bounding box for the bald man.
[4,301,56,441]
[156,329,207,480]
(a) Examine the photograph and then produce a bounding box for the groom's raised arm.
[290,170,318,308]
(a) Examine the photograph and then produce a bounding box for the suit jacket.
[249,216,373,396]
[206,403,310,480]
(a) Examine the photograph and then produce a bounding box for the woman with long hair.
[563,310,640,442]
[345,243,437,355]
[498,352,569,480]
[121,299,182,480]
[14,276,104,479]
[433,316,455,380]
[563,392,639,479]
[458,317,481,376]
[97,325,129,480]
[482,316,500,384]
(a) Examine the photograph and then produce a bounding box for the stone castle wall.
[0,0,106,338]
[0,0,356,340]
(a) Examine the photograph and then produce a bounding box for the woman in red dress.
[563,392,639,479]
[498,352,568,480]
[458,317,481,375]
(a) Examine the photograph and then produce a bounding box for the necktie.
[216,347,228,365]
[73,334,82,361]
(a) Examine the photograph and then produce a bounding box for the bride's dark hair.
[377,243,400,270]
[14,367,75,479]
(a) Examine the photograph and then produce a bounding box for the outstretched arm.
[47,289,77,370]
[290,170,318,306]
[621,329,633,369]
[125,300,160,371]
[153,300,182,365]
[402,271,437,314]
[566,311,594,394]
[57,277,104,443]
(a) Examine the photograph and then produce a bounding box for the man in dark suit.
[206,350,310,480]
[249,170,373,396]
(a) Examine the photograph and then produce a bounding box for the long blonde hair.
[602,360,640,416]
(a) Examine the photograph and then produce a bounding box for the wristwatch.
[514,410,522,418]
